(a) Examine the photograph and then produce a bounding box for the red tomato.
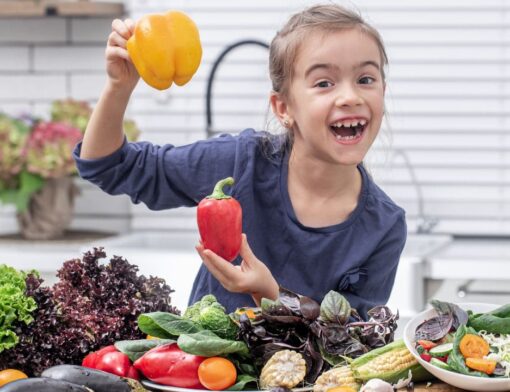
[82,345,117,368]
[82,345,139,380]
[134,343,205,388]
[417,340,437,351]
[420,353,432,362]
[96,351,132,378]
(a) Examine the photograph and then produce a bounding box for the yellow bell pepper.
[127,10,202,90]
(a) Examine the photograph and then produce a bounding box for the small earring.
[283,119,290,128]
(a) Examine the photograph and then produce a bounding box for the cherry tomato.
[198,357,237,390]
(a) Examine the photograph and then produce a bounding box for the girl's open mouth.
[330,120,367,144]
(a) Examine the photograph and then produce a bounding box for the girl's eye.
[359,76,375,85]
[315,80,333,88]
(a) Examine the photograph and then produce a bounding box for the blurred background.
[0,0,509,329]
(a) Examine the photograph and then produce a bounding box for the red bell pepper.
[134,342,205,388]
[82,345,139,380]
[197,177,242,262]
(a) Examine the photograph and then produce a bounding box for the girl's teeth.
[335,133,358,141]
[331,119,367,128]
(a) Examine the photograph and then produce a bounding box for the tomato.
[82,345,139,380]
[198,357,237,390]
[134,343,205,388]
[82,345,117,368]
[420,353,432,362]
[0,369,28,387]
[417,340,437,351]
[95,351,132,378]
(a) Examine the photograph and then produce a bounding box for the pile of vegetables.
[0,248,178,376]
[236,288,399,383]
[414,300,510,378]
[94,288,427,392]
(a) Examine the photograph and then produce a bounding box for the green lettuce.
[0,265,37,352]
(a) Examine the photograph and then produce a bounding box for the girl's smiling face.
[280,28,385,166]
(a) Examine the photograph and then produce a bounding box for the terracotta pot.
[17,176,78,240]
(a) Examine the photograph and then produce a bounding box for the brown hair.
[269,4,388,98]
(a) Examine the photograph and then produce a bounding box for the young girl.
[74,4,406,318]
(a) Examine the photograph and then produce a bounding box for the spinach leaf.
[138,311,202,339]
[115,338,175,362]
[229,356,258,377]
[468,313,510,334]
[178,330,249,357]
[227,374,258,391]
[447,325,488,378]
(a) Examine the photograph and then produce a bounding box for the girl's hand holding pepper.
[196,234,279,306]
[106,19,140,92]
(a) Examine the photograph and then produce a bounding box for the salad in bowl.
[403,301,510,391]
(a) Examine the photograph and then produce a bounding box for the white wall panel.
[123,0,510,235]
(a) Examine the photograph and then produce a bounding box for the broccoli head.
[199,304,238,340]
[183,294,221,323]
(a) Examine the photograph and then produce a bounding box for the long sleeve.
[73,134,240,210]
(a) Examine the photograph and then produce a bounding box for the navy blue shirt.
[73,129,406,318]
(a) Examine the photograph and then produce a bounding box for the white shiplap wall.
[1,1,508,237]
[127,0,510,236]
[0,15,132,234]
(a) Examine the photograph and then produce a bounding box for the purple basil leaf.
[415,314,453,341]
[430,299,468,330]
[300,296,320,321]
[278,287,301,315]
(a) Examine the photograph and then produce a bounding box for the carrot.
[459,334,490,358]
[465,357,497,375]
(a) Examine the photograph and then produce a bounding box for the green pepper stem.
[207,177,234,200]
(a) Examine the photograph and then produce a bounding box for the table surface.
[413,382,466,391]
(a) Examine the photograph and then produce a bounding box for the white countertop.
[426,237,510,280]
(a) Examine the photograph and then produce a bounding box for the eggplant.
[41,365,146,392]
[0,377,93,391]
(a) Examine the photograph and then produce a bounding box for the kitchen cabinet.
[0,1,124,18]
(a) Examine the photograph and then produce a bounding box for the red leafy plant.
[0,248,179,376]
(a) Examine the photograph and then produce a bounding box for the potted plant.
[0,100,140,240]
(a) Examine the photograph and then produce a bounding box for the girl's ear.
[270,91,292,128]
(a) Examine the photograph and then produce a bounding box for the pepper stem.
[207,177,234,200]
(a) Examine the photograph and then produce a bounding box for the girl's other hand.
[105,18,139,92]
[196,234,279,306]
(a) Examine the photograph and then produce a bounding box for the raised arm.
[80,18,140,159]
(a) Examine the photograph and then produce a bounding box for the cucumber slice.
[429,342,453,357]
[430,357,451,371]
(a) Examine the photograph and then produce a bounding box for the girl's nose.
[335,84,363,107]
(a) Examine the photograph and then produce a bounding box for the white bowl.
[403,302,510,392]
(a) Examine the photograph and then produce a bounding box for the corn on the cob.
[313,366,360,392]
[259,350,306,389]
[351,339,432,384]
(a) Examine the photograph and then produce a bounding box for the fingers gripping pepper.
[127,10,202,90]
[197,177,242,262]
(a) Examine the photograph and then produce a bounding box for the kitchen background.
[0,0,509,332]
